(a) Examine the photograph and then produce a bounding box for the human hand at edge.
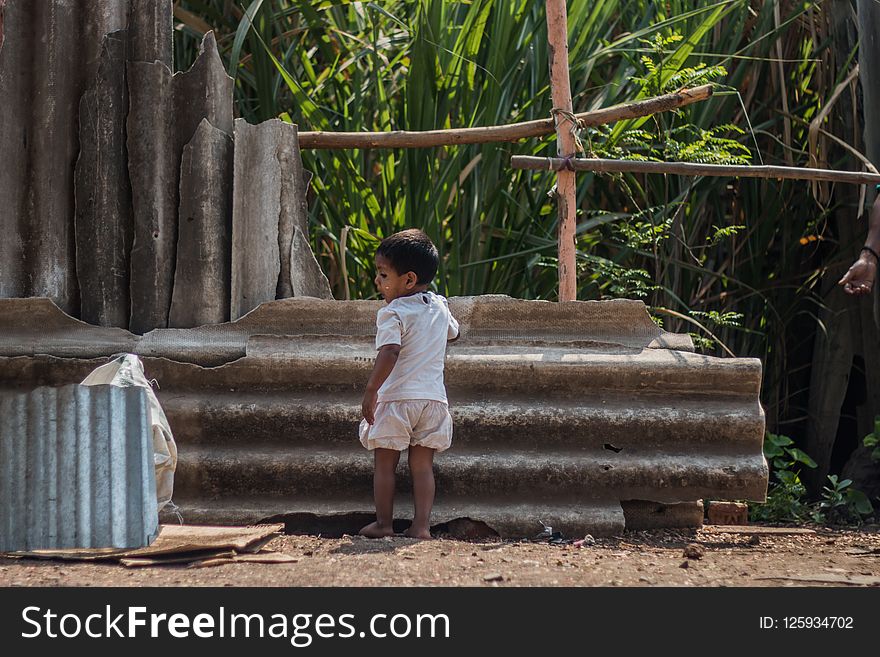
[839,255,877,295]
[361,389,378,425]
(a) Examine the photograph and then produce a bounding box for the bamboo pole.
[545,0,577,302]
[296,85,712,149]
[510,156,880,185]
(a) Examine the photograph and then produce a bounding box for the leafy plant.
[750,433,873,525]
[863,417,880,463]
[811,475,874,526]
[749,432,817,523]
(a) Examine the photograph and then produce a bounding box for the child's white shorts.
[359,400,453,452]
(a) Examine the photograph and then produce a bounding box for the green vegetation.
[749,432,873,525]
[863,417,880,463]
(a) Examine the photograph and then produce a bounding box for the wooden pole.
[296,85,713,149]
[510,156,880,185]
[545,0,577,302]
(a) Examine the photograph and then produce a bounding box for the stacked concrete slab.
[0,296,768,537]
[0,0,331,334]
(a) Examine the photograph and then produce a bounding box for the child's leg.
[359,448,401,538]
[404,445,435,539]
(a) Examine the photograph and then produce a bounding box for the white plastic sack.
[81,354,178,512]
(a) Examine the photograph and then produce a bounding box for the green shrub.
[749,432,874,526]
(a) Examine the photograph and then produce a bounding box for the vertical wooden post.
[545,0,577,302]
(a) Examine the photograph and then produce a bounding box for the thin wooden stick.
[296,85,713,149]
[545,0,577,302]
[510,156,880,185]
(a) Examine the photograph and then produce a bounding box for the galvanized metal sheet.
[0,383,159,551]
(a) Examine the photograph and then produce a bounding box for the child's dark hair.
[376,229,439,284]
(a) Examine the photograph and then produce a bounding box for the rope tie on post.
[550,107,585,157]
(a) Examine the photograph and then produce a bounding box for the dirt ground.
[2,523,880,587]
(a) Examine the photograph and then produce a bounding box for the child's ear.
[405,271,418,289]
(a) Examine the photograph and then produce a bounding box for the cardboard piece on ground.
[701,526,816,535]
[8,524,284,562]
[120,551,237,568]
[187,552,300,569]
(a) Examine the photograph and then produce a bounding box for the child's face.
[374,254,418,303]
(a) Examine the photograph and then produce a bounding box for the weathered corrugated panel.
[0,383,158,551]
[75,29,133,328]
[230,117,328,318]
[169,119,234,328]
[291,226,333,298]
[0,0,7,49]
[275,122,314,299]
[0,296,692,365]
[126,58,176,334]
[127,28,234,333]
[231,119,286,320]
[0,0,129,313]
[172,31,234,147]
[0,296,765,537]
[128,0,171,67]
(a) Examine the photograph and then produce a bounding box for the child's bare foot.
[404,526,432,539]
[359,521,395,538]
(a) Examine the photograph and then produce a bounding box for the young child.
[358,228,459,539]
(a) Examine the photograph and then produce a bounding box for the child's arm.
[362,344,401,424]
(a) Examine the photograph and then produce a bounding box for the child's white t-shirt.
[374,291,459,403]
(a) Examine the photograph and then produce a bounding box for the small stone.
[483,573,504,582]
[683,543,704,559]
[679,560,690,569]
[747,535,761,546]
[638,576,652,584]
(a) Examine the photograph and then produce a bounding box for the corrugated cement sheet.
[0,383,159,552]
[0,297,765,537]
[0,295,693,365]
[0,0,129,314]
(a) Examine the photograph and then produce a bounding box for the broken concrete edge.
[0,294,702,350]
[177,31,234,109]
